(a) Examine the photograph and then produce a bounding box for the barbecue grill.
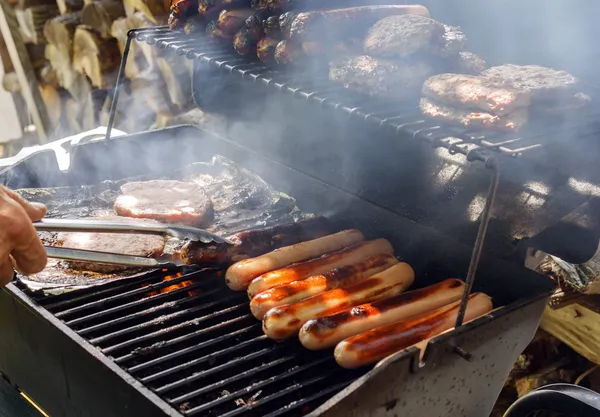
[0,126,554,417]
[2,3,600,416]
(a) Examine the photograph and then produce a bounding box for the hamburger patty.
[114,180,214,226]
[480,64,579,103]
[422,73,531,115]
[420,97,528,132]
[56,216,166,273]
[330,55,434,100]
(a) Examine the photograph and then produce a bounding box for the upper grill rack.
[120,26,600,167]
[26,268,367,417]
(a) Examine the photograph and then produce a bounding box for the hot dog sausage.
[334,292,493,369]
[262,262,414,340]
[247,238,393,298]
[299,278,465,350]
[227,229,364,291]
[250,253,397,319]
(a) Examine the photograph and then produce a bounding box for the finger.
[2,199,48,274]
[1,185,47,221]
[11,227,47,275]
[0,257,15,287]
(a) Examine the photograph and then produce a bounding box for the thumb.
[2,186,47,221]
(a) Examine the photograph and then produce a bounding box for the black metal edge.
[310,295,549,417]
[0,283,184,417]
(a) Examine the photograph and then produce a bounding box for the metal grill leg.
[455,158,500,327]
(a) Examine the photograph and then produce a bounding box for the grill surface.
[133,27,600,166]
[27,268,367,417]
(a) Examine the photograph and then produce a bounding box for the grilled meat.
[218,8,255,34]
[364,14,444,59]
[279,11,296,38]
[206,20,234,43]
[289,5,430,43]
[233,27,257,55]
[245,10,272,40]
[183,17,204,35]
[263,15,280,37]
[180,216,332,265]
[114,180,214,227]
[56,216,166,274]
[481,64,580,103]
[302,39,360,58]
[420,97,528,132]
[422,73,531,116]
[452,51,487,75]
[171,0,199,18]
[330,55,433,101]
[198,0,250,15]
[439,24,467,57]
[274,40,302,65]
[257,37,280,63]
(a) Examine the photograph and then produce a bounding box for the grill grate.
[31,268,368,416]
[128,27,600,166]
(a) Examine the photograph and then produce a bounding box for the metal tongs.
[34,218,233,269]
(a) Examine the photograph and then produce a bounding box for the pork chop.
[420,97,528,132]
[422,73,531,116]
[330,55,433,101]
[56,216,166,273]
[480,64,580,103]
[114,180,214,226]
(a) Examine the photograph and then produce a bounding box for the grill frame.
[0,126,554,417]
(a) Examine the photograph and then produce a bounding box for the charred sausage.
[263,15,281,37]
[334,292,493,369]
[289,5,430,43]
[299,278,465,350]
[274,40,303,65]
[279,11,296,38]
[257,37,280,63]
[218,9,255,35]
[262,262,414,339]
[250,253,397,319]
[180,216,331,265]
[233,27,257,55]
[248,238,394,298]
[206,20,234,43]
[245,10,272,40]
[226,229,364,291]
[198,0,250,16]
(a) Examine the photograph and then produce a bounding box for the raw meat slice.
[114,180,214,226]
[56,216,166,273]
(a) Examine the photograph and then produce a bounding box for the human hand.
[0,185,47,286]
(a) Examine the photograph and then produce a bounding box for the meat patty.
[422,73,531,115]
[114,180,214,226]
[453,51,487,75]
[364,14,444,58]
[420,97,528,132]
[330,55,433,101]
[480,64,580,103]
[56,216,166,273]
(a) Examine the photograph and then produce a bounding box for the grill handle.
[503,384,600,417]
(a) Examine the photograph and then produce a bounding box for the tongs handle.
[34,218,232,244]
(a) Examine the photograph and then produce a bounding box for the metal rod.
[105,28,134,140]
[455,159,500,327]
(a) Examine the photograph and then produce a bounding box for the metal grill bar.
[126,325,259,374]
[102,305,251,355]
[113,314,254,363]
[32,265,372,416]
[142,335,270,384]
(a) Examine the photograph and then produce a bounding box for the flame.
[145,272,199,297]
